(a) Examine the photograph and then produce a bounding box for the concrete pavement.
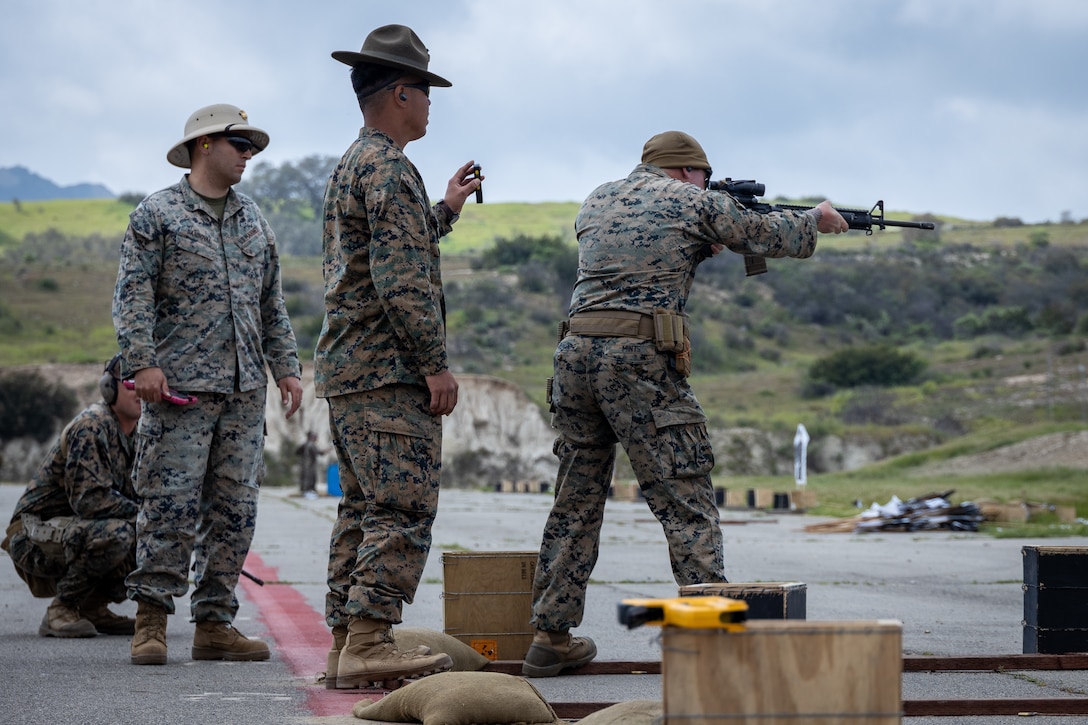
[2,481,1087,723]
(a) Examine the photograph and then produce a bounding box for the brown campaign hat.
[641,131,710,169]
[331,24,452,87]
[167,104,269,169]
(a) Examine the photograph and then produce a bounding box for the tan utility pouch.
[653,309,692,377]
[673,338,692,377]
[653,309,687,353]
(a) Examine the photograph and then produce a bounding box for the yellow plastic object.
[618,596,748,630]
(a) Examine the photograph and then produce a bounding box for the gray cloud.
[2,0,1084,223]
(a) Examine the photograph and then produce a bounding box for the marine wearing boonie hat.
[641,130,711,170]
[166,104,269,169]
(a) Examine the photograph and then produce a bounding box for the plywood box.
[982,502,1030,523]
[679,582,807,620]
[790,488,818,510]
[753,488,776,509]
[663,620,902,724]
[725,488,749,508]
[609,481,642,501]
[1053,505,1077,524]
[442,551,537,661]
[1023,545,1088,654]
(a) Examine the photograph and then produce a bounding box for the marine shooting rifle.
[708,178,937,277]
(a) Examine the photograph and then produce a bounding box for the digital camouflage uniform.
[530,163,818,632]
[3,402,137,607]
[112,176,300,621]
[315,127,455,627]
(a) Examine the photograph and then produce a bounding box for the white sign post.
[793,423,810,487]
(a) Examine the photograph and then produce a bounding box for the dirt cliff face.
[908,430,1088,476]
[261,370,557,489]
[0,365,558,487]
[3,364,1085,486]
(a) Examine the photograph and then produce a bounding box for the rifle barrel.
[883,219,936,230]
[776,203,935,230]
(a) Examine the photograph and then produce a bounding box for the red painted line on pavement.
[241,552,375,717]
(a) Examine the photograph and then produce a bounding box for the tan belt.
[567,311,655,340]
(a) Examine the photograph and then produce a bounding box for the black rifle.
[708,178,936,276]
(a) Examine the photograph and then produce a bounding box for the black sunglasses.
[685,166,712,188]
[211,134,257,154]
[386,82,431,98]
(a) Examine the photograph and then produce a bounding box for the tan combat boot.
[81,593,136,635]
[192,621,270,661]
[521,629,597,677]
[325,624,433,688]
[324,624,348,689]
[131,600,168,665]
[335,617,452,689]
[39,598,97,638]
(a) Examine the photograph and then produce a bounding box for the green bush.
[808,345,927,391]
[117,192,146,207]
[0,370,78,443]
[954,306,1034,338]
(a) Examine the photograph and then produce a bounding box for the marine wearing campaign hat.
[331,24,453,87]
[318,22,478,690]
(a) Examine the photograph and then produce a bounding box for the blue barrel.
[326,462,341,496]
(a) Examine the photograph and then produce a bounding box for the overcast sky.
[2,0,1085,223]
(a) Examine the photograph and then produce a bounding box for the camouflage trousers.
[7,515,135,604]
[530,335,725,632]
[325,384,441,627]
[126,388,265,621]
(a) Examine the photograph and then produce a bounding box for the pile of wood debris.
[804,490,984,534]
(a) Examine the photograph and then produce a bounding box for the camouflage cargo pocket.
[363,406,441,514]
[650,406,714,478]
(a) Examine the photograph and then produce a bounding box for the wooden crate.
[679,582,807,620]
[663,620,902,724]
[753,489,776,509]
[442,551,537,660]
[981,502,1030,523]
[725,488,749,508]
[1023,545,1088,654]
[609,481,642,501]
[790,488,818,511]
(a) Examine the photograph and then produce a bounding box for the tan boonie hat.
[331,24,452,87]
[167,103,270,169]
[641,131,710,170]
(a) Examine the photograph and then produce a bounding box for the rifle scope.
[708,179,765,197]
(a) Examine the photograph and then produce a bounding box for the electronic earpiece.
[399,92,408,101]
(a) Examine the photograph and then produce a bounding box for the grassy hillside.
[2,197,1086,369]
[0,198,135,245]
[2,198,1086,533]
[3,196,1085,254]
[445,201,579,254]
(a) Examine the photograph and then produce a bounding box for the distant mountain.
[0,165,114,202]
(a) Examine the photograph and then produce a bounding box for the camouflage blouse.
[314,128,455,397]
[10,402,136,524]
[570,164,818,316]
[113,176,300,393]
